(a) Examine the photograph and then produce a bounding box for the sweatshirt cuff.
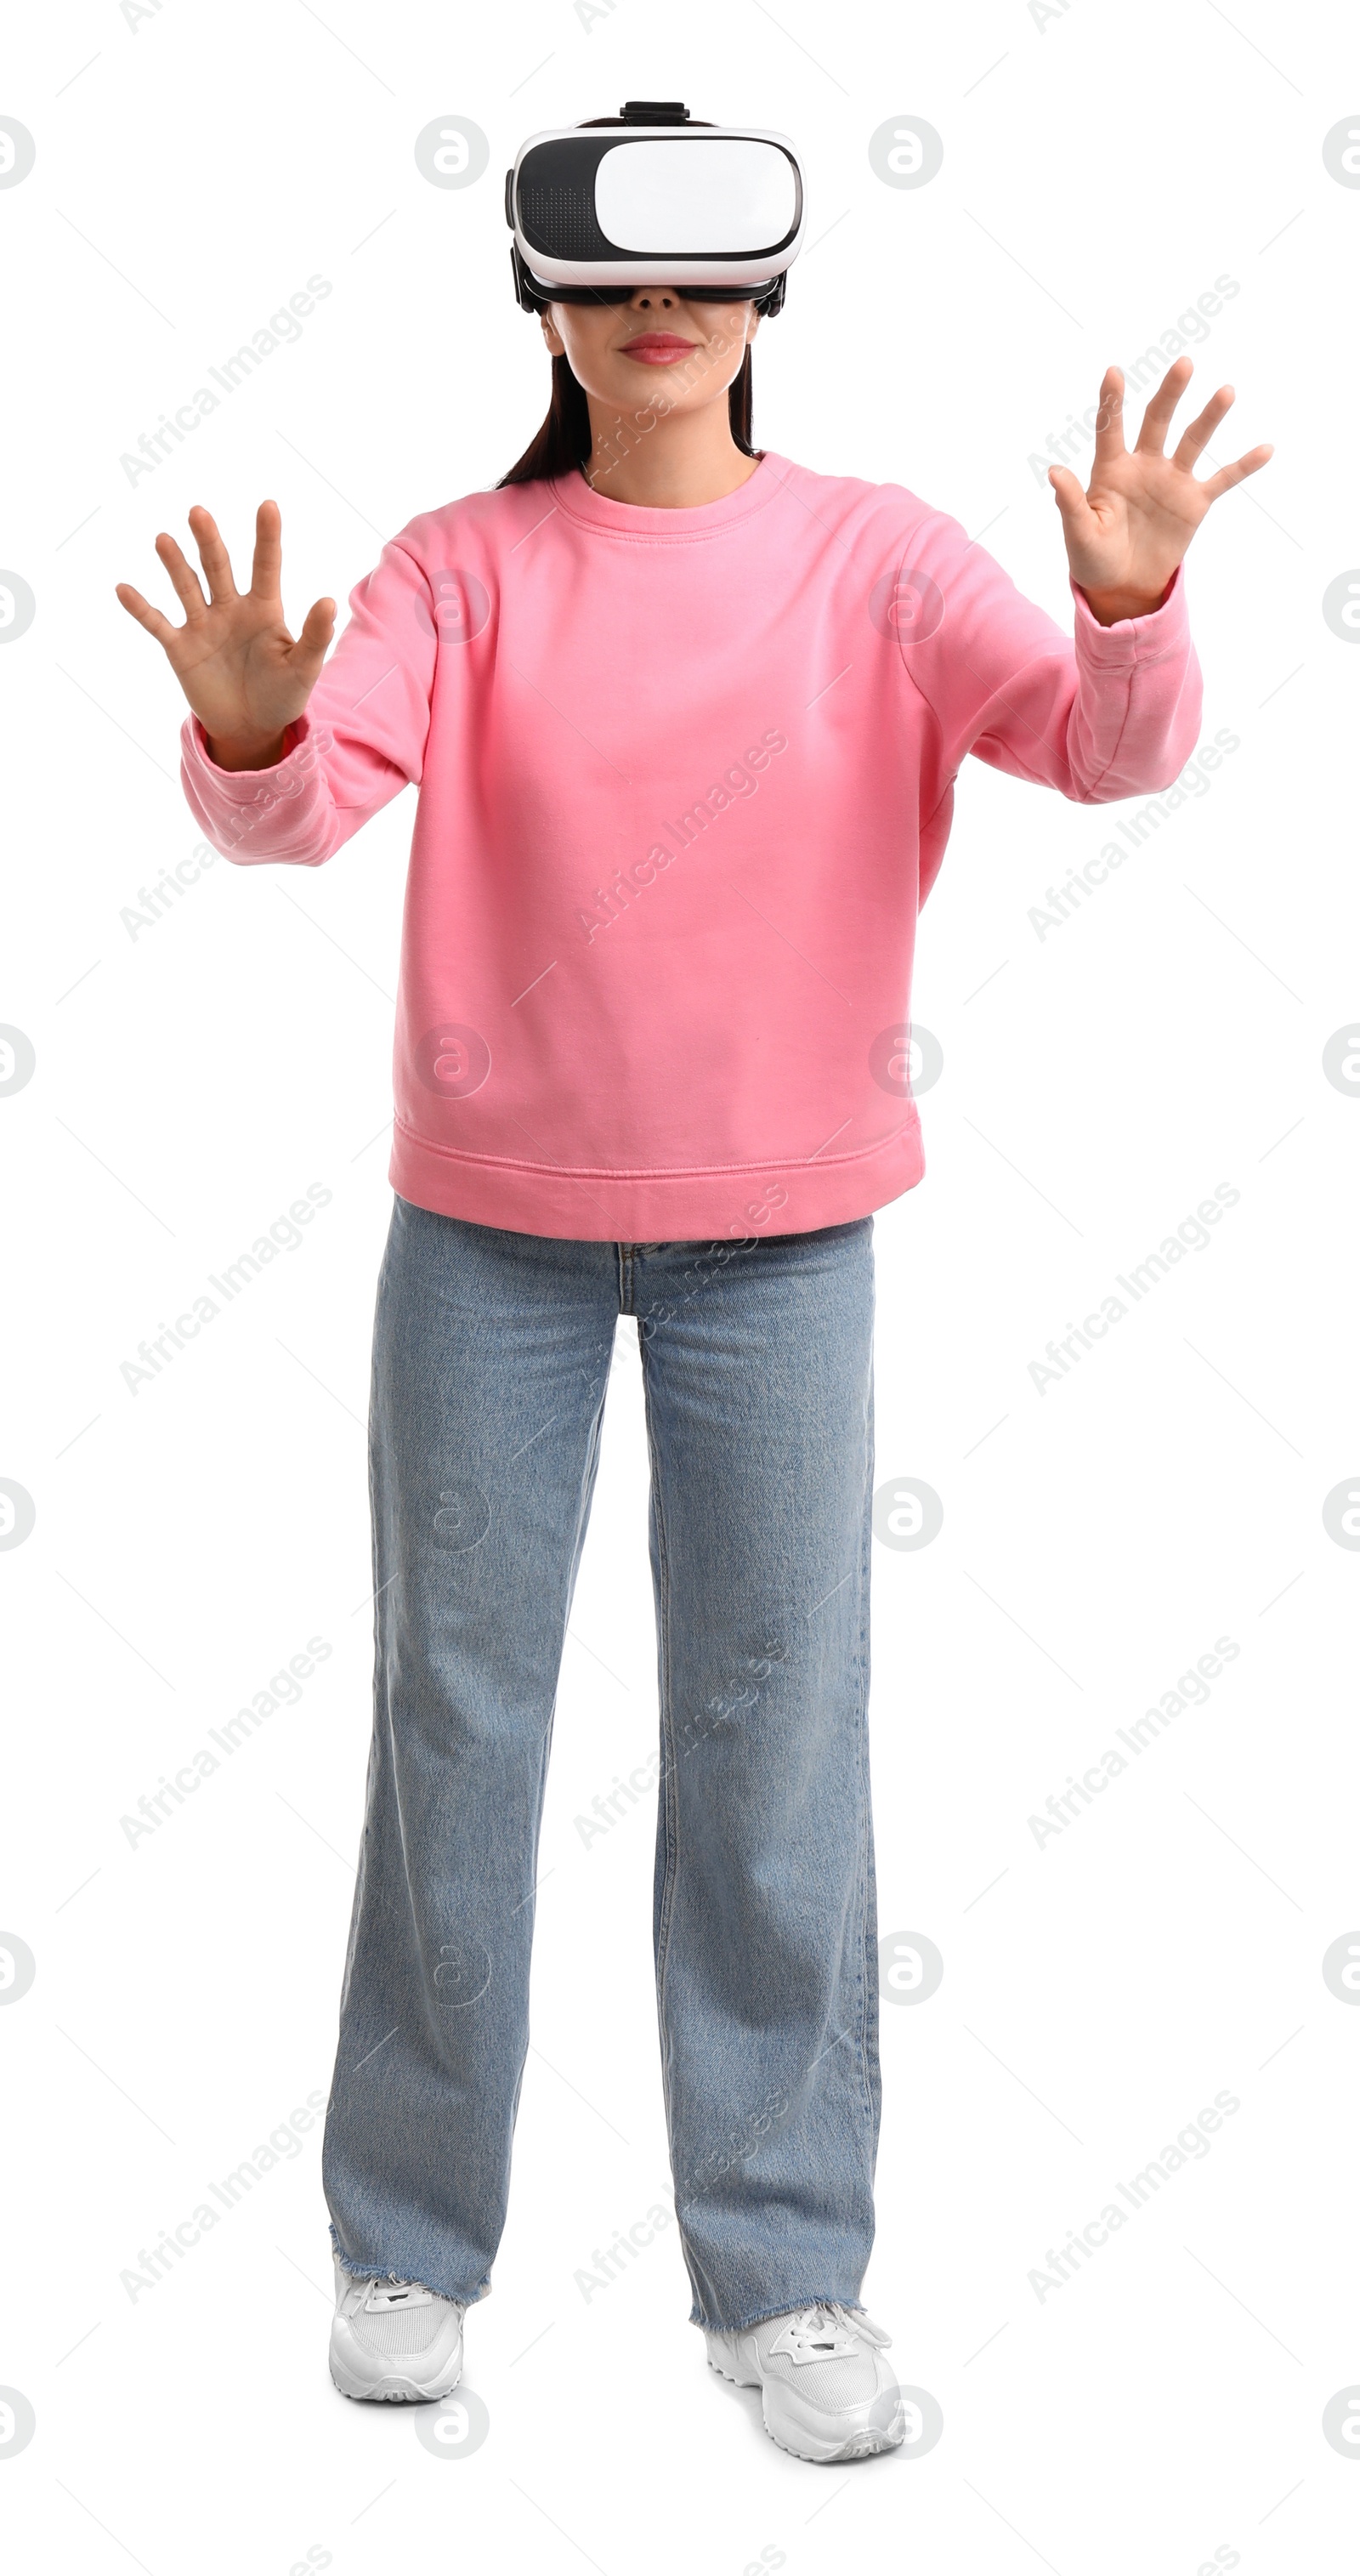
[183,709,315,794]
[1069,559,1189,665]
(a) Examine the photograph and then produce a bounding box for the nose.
[628,287,681,310]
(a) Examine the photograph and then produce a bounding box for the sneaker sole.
[765,2403,906,2464]
[330,2364,463,2404]
[707,2352,906,2464]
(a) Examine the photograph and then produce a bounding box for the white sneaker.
[329,2254,465,2403]
[706,2301,905,2462]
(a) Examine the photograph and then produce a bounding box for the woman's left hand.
[1049,360,1272,625]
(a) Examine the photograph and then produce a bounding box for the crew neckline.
[549,449,788,538]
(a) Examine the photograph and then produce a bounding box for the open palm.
[116,499,335,758]
[1050,360,1272,620]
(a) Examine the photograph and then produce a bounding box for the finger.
[1198,442,1275,503]
[1134,355,1194,456]
[250,498,283,603]
[292,597,337,672]
[186,504,239,605]
[1170,384,1236,472]
[154,531,209,621]
[1091,365,1128,468]
[114,582,179,649]
[1047,463,1097,534]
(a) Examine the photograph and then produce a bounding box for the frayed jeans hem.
[328,2221,490,2307]
[691,2293,867,2335]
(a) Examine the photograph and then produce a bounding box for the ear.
[745,304,762,347]
[540,308,565,359]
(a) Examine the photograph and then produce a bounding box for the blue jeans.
[322,1197,881,2334]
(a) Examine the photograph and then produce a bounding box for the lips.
[620,333,699,362]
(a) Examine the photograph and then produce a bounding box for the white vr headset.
[507,100,805,315]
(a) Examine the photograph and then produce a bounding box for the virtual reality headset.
[506,101,804,315]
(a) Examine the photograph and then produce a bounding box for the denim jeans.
[322,1197,881,2335]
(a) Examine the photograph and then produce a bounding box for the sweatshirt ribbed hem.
[388,1115,924,1243]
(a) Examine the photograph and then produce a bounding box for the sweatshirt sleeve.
[895,509,1203,807]
[178,535,438,867]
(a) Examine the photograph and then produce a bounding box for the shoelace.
[780,2301,892,2352]
[356,2276,435,2312]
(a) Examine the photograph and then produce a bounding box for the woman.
[115,106,1269,2463]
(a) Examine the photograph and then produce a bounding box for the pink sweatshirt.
[180,451,1201,1240]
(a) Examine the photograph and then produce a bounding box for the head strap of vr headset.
[509,104,790,317]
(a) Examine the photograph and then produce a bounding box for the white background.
[2,0,1357,2568]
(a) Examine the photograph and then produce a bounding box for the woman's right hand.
[116,499,336,770]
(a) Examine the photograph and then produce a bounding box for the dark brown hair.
[497,344,756,488]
